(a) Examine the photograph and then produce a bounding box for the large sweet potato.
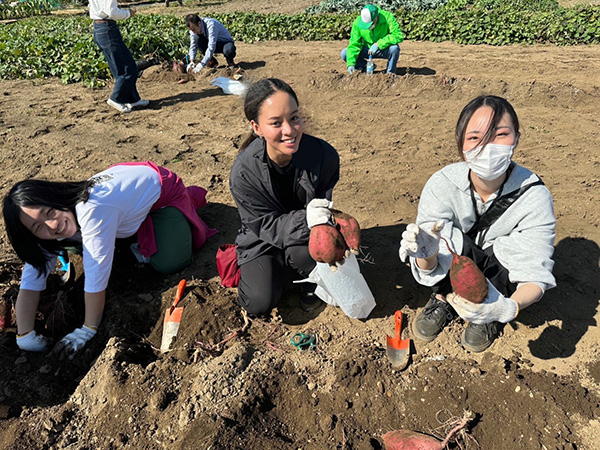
[331,209,361,254]
[309,224,346,269]
[382,430,442,450]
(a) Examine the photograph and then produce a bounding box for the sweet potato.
[441,236,488,303]
[331,209,361,254]
[382,413,472,450]
[0,299,10,331]
[382,430,443,450]
[172,61,186,73]
[309,224,346,269]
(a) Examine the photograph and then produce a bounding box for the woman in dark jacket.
[229,79,340,315]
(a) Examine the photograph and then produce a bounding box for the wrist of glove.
[16,330,53,352]
[54,325,97,358]
[192,63,204,74]
[446,280,519,324]
[348,65,355,75]
[399,220,445,262]
[306,198,333,229]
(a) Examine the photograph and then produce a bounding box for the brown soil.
[1,11,600,450]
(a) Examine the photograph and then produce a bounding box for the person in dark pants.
[184,14,237,73]
[89,0,149,113]
[229,79,340,316]
[399,95,556,353]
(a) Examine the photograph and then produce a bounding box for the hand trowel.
[386,310,410,370]
[160,279,186,352]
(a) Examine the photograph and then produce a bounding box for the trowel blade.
[386,335,410,370]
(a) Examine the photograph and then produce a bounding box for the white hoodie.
[409,161,556,293]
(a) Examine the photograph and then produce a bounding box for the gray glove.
[306,198,333,229]
[16,330,53,352]
[53,325,96,358]
[348,65,355,75]
[446,280,519,324]
[399,220,445,262]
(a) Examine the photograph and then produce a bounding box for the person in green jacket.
[341,4,404,75]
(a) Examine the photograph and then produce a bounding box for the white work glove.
[192,63,204,74]
[399,220,445,262]
[306,198,333,229]
[53,325,97,358]
[16,330,53,352]
[446,280,519,325]
[186,62,195,73]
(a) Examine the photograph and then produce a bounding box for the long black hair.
[455,95,520,157]
[239,78,300,151]
[3,179,91,275]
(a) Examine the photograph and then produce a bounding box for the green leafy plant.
[305,0,449,13]
[0,4,598,86]
[0,0,56,20]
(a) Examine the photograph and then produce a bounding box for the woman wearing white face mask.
[399,95,556,352]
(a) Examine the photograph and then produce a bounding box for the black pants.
[433,234,516,298]
[238,245,315,315]
[197,35,236,62]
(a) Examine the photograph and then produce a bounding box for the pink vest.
[112,161,218,257]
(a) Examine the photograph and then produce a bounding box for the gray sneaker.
[411,294,456,342]
[461,321,501,353]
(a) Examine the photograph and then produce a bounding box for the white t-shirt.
[20,165,161,293]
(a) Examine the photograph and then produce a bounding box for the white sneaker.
[107,98,132,113]
[128,99,150,109]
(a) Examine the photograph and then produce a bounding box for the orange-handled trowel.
[160,279,187,352]
[386,310,410,370]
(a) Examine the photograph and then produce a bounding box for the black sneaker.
[411,294,456,342]
[299,285,322,312]
[461,321,501,353]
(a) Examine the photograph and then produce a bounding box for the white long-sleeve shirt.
[88,0,130,21]
[188,18,234,66]
[408,161,556,293]
[21,165,161,293]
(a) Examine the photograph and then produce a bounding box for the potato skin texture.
[331,209,361,253]
[309,224,346,265]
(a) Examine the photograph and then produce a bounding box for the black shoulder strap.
[467,178,544,241]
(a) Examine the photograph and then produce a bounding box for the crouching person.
[400,95,556,352]
[229,78,340,315]
[3,162,217,355]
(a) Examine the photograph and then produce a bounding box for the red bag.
[216,244,241,288]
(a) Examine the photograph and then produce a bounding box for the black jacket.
[229,134,340,265]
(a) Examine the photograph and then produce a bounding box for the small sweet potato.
[172,61,186,73]
[0,299,10,331]
[309,224,346,268]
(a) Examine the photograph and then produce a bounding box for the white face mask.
[464,143,515,181]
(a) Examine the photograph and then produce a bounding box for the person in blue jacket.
[185,14,237,72]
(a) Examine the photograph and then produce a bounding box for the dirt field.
[1,2,600,448]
